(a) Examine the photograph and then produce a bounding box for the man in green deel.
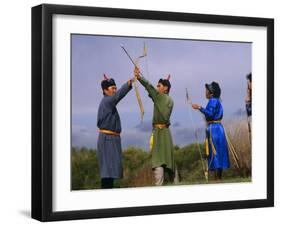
[134,67,175,186]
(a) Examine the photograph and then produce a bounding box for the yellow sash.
[205,126,217,156]
[150,124,167,151]
[149,132,154,151]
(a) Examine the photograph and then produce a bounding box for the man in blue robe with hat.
[192,81,230,181]
[97,74,132,188]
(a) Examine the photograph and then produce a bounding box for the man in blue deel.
[97,74,132,188]
[192,81,230,181]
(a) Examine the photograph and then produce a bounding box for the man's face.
[104,86,117,96]
[157,83,168,94]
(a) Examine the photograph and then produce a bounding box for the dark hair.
[246,73,252,82]
[205,82,221,98]
[158,79,171,93]
[101,78,116,90]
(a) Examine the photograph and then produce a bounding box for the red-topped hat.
[158,74,171,92]
[101,73,116,90]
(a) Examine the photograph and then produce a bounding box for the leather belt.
[207,120,221,125]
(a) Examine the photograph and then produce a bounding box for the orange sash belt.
[153,124,168,129]
[99,129,120,136]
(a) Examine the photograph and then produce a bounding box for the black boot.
[101,178,114,189]
[217,169,223,180]
[214,169,222,181]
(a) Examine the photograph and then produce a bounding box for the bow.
[121,43,147,122]
[185,88,209,182]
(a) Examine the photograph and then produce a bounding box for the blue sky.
[71,34,252,150]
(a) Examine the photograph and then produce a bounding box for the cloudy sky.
[71,34,251,150]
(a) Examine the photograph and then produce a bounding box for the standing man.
[192,82,230,181]
[245,73,252,137]
[97,74,132,189]
[134,67,175,186]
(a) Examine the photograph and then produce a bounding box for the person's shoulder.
[100,95,112,105]
[209,97,220,105]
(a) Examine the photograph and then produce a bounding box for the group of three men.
[96,67,248,189]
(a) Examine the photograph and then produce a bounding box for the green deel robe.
[138,76,175,172]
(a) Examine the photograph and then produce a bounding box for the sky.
[71,34,252,150]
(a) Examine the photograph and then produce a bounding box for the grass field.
[71,119,251,190]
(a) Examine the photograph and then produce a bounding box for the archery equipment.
[185,88,208,182]
[120,44,146,121]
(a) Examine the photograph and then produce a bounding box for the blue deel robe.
[199,98,230,171]
[97,82,132,179]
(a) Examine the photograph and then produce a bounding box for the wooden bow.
[121,43,147,122]
[133,60,145,121]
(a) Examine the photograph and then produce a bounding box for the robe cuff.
[199,106,205,113]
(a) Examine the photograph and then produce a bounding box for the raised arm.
[134,67,158,101]
[107,80,132,106]
[139,76,159,101]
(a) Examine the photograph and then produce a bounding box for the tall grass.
[224,118,251,177]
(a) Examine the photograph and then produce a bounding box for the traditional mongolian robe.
[138,77,175,172]
[97,82,132,178]
[199,97,230,171]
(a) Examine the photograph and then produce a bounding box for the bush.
[71,147,100,190]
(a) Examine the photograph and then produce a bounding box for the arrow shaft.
[121,45,145,121]
[121,46,144,76]
[185,89,208,181]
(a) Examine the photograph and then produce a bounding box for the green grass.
[71,144,251,190]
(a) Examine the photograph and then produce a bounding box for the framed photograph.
[32,4,274,221]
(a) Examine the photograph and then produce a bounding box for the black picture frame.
[31,3,274,222]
